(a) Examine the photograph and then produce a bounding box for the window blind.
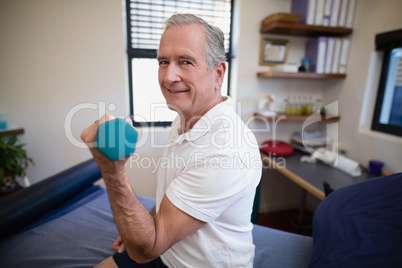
[127,0,232,53]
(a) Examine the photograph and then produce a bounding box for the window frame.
[124,0,235,127]
[371,29,402,137]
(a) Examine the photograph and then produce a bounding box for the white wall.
[0,0,167,197]
[0,0,124,183]
[323,0,402,173]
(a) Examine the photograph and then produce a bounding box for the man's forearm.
[80,116,165,263]
[102,171,158,263]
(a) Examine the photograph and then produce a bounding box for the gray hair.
[162,14,226,70]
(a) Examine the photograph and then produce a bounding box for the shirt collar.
[172,96,231,144]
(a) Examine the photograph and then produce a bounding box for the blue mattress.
[0,185,313,267]
[0,186,156,267]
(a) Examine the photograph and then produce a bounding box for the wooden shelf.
[257,71,346,79]
[0,128,25,136]
[260,22,353,37]
[254,113,340,122]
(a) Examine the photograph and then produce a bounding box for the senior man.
[81,14,262,267]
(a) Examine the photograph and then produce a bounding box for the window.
[125,0,234,127]
[371,29,402,137]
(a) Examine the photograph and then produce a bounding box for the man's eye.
[159,61,168,65]
[181,61,192,65]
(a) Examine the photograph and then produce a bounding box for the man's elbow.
[125,244,160,264]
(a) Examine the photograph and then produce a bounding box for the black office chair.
[323,181,334,196]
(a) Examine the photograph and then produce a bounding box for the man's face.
[158,24,225,121]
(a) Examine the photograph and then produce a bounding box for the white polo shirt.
[156,97,262,267]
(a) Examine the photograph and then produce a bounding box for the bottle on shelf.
[306,96,313,115]
[295,96,302,116]
[314,98,322,114]
[284,95,318,116]
[285,96,292,116]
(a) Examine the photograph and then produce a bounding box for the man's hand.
[80,114,116,148]
[112,235,125,253]
[80,114,128,176]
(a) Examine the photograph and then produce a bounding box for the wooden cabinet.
[256,19,353,121]
[258,21,353,79]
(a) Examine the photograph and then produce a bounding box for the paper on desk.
[335,155,362,177]
[312,148,362,177]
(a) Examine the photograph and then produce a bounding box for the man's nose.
[164,63,181,83]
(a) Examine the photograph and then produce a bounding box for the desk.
[261,151,374,200]
[259,151,375,228]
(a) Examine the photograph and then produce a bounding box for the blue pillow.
[309,172,402,267]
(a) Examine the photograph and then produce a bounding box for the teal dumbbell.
[94,118,138,161]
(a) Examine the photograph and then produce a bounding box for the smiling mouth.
[166,88,190,94]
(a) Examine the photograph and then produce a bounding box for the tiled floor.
[256,209,313,237]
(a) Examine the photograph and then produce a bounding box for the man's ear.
[214,61,227,90]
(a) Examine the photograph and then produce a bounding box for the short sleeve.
[165,152,261,222]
